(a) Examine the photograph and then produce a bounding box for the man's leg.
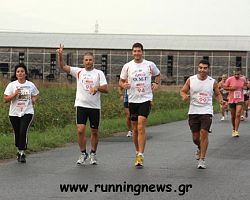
[192,131,201,159]
[124,107,132,131]
[76,124,90,165]
[89,128,99,165]
[192,132,200,148]
[220,104,226,120]
[199,129,209,160]
[235,104,243,131]
[88,108,100,165]
[230,107,236,131]
[76,124,87,152]
[132,121,139,153]
[137,115,147,153]
[125,107,132,137]
[90,128,99,152]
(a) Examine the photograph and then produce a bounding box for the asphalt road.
[0,114,250,200]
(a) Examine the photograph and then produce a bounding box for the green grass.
[0,107,189,160]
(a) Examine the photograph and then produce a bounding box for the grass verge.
[0,108,188,160]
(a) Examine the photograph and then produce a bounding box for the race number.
[233,91,241,99]
[197,92,209,104]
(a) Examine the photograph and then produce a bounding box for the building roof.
[0,31,250,51]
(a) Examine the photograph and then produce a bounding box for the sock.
[81,150,87,154]
[19,150,24,155]
[90,150,96,154]
[138,152,144,157]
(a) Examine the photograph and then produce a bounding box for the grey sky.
[1,0,250,35]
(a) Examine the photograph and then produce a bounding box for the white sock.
[138,152,144,157]
[19,150,24,155]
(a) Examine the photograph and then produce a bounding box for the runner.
[180,59,225,169]
[224,69,247,137]
[119,42,161,167]
[241,78,250,120]
[218,74,229,120]
[3,64,39,163]
[56,44,108,165]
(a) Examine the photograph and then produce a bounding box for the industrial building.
[0,32,250,84]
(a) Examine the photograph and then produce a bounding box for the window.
[101,54,108,76]
[19,52,25,64]
[50,53,56,74]
[236,56,241,68]
[167,56,173,77]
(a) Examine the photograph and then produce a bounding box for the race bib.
[16,101,26,112]
[83,80,94,91]
[234,91,241,99]
[16,88,30,116]
[135,82,145,95]
[197,92,209,104]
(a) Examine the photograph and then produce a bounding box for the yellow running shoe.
[135,154,144,167]
[234,131,239,137]
[232,130,236,137]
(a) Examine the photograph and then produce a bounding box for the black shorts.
[76,107,100,129]
[244,94,249,101]
[188,114,212,133]
[229,102,244,109]
[129,101,151,121]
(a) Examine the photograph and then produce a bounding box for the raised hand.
[56,43,64,55]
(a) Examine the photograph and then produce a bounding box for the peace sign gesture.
[56,43,71,73]
[56,43,64,56]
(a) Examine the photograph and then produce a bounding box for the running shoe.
[76,152,89,165]
[232,130,236,137]
[89,152,97,165]
[220,116,225,121]
[197,159,206,169]
[17,152,21,162]
[135,154,144,167]
[20,154,26,163]
[234,131,240,137]
[126,131,133,137]
[240,115,245,121]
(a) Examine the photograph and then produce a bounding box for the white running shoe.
[89,152,97,165]
[76,153,89,165]
[197,159,206,169]
[126,131,133,137]
[220,116,225,121]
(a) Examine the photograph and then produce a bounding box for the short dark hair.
[234,67,241,73]
[11,63,29,81]
[199,59,210,67]
[84,52,94,58]
[132,43,143,51]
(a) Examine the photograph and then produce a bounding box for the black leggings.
[9,114,33,150]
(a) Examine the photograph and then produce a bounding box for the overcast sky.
[1,0,250,35]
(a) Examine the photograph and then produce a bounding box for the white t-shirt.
[4,80,39,117]
[188,75,215,115]
[120,59,160,103]
[70,67,107,109]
